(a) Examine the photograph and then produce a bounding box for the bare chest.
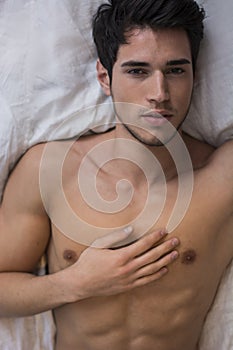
[48,169,233,271]
[49,188,233,350]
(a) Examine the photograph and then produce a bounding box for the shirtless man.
[0,0,233,349]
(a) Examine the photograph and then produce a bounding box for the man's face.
[98,27,194,146]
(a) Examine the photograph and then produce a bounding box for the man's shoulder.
[17,142,47,171]
[200,139,233,210]
[17,135,106,179]
[184,135,233,209]
[2,143,49,215]
[207,139,233,174]
[183,133,233,172]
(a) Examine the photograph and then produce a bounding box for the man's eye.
[166,67,185,75]
[127,69,147,75]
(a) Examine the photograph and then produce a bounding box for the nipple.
[181,249,197,265]
[63,249,78,263]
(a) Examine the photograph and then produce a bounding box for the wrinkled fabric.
[183,0,233,146]
[0,0,113,200]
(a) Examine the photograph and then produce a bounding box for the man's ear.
[96,59,111,96]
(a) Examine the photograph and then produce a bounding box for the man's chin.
[122,123,179,147]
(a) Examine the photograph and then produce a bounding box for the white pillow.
[0,0,110,199]
[183,0,233,145]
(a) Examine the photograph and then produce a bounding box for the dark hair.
[93,0,205,80]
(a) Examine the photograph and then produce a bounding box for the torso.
[44,133,233,350]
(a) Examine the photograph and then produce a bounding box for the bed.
[0,0,232,349]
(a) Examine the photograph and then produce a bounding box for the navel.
[63,249,78,263]
[181,249,197,265]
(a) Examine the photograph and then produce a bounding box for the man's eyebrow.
[166,58,191,66]
[121,59,191,68]
[121,61,150,68]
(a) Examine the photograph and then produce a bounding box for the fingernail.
[171,238,179,246]
[160,230,168,237]
[123,226,133,235]
[161,267,168,274]
[171,251,179,260]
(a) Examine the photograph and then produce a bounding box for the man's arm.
[0,145,55,316]
[0,145,179,318]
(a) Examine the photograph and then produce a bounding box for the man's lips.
[142,109,173,117]
[141,110,173,126]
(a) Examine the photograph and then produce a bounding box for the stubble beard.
[111,94,192,147]
[121,121,184,147]
[116,113,188,148]
[113,101,192,147]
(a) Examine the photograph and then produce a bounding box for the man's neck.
[112,125,187,182]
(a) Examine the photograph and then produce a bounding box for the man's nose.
[146,71,169,104]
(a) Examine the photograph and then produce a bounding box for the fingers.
[128,247,179,288]
[119,233,179,287]
[133,249,179,279]
[131,267,169,288]
[132,236,179,271]
[121,229,168,259]
[92,228,179,290]
[91,226,133,249]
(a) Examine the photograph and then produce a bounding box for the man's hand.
[64,228,179,302]
[0,225,179,317]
